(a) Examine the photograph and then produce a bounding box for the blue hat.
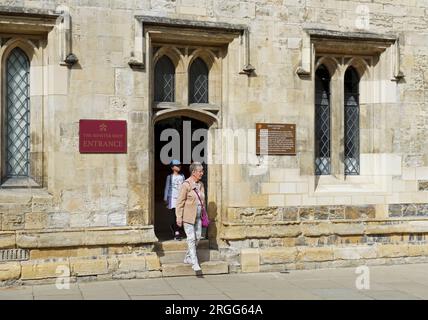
[170,159,181,166]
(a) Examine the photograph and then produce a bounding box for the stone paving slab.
[1,263,428,300]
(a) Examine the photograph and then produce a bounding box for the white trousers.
[184,205,202,265]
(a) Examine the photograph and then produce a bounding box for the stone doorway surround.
[151,109,221,246]
[153,115,209,240]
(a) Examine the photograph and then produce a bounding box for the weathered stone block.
[313,206,330,220]
[2,213,25,230]
[127,209,145,226]
[145,253,161,270]
[389,204,403,217]
[117,255,146,273]
[301,222,332,236]
[161,261,228,277]
[345,206,375,219]
[221,225,301,240]
[332,223,365,236]
[281,207,299,221]
[417,204,428,216]
[297,247,334,262]
[240,248,260,273]
[17,230,85,248]
[47,212,70,229]
[0,232,16,249]
[70,257,108,276]
[260,247,297,264]
[329,206,345,219]
[107,256,119,273]
[0,262,21,281]
[407,244,428,257]
[21,259,70,280]
[419,181,428,191]
[377,244,409,258]
[299,207,314,220]
[403,204,419,217]
[17,227,157,249]
[25,212,48,230]
[30,249,77,260]
[334,246,377,260]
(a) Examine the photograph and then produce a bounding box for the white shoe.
[192,264,202,272]
[184,256,192,265]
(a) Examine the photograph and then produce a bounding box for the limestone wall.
[0,0,427,269]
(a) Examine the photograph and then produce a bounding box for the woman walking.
[175,162,206,272]
[163,159,185,240]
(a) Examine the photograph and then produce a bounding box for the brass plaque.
[256,123,296,155]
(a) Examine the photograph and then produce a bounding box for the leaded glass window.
[315,65,331,175]
[6,48,30,178]
[189,58,208,104]
[154,55,175,102]
[344,66,360,175]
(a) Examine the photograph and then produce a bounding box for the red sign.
[79,120,127,153]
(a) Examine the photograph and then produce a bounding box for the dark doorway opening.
[154,116,208,240]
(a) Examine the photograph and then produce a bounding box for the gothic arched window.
[189,58,209,104]
[315,65,331,175]
[6,47,30,177]
[154,55,175,102]
[344,66,360,175]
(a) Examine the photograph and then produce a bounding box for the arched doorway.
[154,116,209,240]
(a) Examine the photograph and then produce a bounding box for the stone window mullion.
[330,69,345,179]
[182,49,190,107]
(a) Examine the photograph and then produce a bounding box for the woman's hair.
[189,162,203,174]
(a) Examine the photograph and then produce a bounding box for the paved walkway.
[1,263,428,300]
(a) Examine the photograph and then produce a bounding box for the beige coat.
[175,178,206,225]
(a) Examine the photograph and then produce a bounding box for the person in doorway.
[175,162,205,272]
[163,159,185,240]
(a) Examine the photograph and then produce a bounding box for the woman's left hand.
[176,218,183,227]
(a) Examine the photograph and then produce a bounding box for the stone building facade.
[1,0,428,284]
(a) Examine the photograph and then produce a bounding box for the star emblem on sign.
[99,123,107,132]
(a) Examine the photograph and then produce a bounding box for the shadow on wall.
[207,201,219,250]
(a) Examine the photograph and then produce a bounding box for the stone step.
[161,261,229,277]
[158,249,221,264]
[155,239,209,252]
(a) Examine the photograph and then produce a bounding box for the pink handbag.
[193,188,210,228]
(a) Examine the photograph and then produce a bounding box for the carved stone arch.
[152,46,186,107]
[0,37,45,186]
[344,57,371,80]
[187,48,221,106]
[153,107,219,129]
[0,38,41,67]
[345,57,372,105]
[153,46,184,73]
[187,48,217,73]
[315,56,339,79]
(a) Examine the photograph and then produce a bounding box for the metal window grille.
[0,249,29,262]
[6,48,30,177]
[189,58,208,104]
[315,66,331,175]
[344,67,360,175]
[154,55,175,102]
